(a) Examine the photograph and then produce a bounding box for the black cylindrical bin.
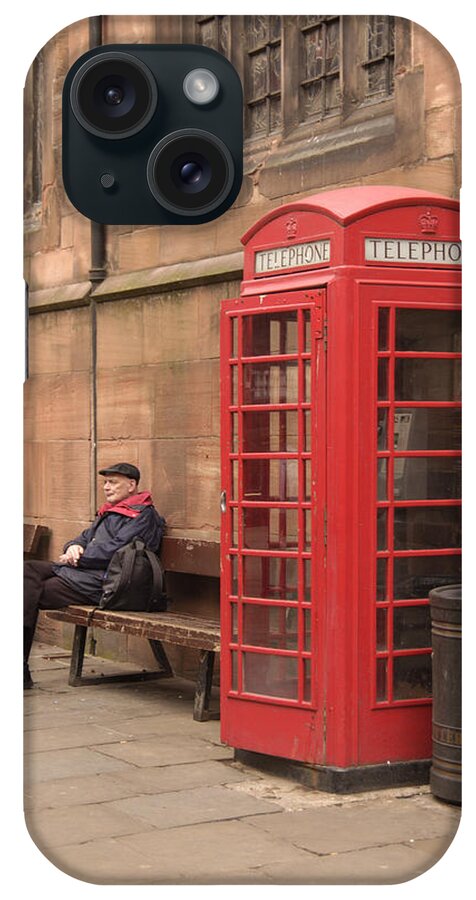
[429,584,462,805]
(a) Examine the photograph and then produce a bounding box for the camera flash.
[183,69,219,105]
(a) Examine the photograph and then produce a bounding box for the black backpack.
[99,539,168,612]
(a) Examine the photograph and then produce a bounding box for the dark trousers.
[24,560,90,661]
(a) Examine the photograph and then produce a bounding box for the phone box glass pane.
[243,652,298,699]
[395,309,461,352]
[394,554,461,599]
[243,604,299,650]
[393,654,432,700]
[243,555,298,600]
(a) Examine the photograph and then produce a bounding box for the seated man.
[24,463,165,689]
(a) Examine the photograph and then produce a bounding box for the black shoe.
[23,663,34,690]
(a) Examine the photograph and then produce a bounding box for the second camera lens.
[180,162,202,185]
[147,129,235,216]
[104,86,124,106]
[172,154,212,194]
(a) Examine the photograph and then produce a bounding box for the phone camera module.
[147,129,234,216]
[64,44,243,223]
[70,51,158,139]
[183,69,219,105]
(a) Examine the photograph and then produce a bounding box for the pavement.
[23,639,462,888]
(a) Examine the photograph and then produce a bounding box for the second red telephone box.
[220,186,461,790]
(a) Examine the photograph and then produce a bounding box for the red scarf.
[97,491,154,518]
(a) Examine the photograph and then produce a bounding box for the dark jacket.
[52,502,165,603]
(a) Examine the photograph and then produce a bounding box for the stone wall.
[24,15,461,672]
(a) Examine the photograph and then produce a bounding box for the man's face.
[103,476,137,504]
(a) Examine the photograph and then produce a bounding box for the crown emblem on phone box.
[419,210,439,234]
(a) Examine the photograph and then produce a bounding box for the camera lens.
[180,162,202,186]
[104,86,124,106]
[172,154,212,194]
[70,51,158,139]
[147,130,234,216]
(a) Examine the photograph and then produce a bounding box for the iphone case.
[24,13,462,885]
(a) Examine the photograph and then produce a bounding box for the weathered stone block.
[117,227,161,274]
[29,248,75,292]
[158,220,219,268]
[96,368,156,440]
[365,159,456,198]
[426,106,457,160]
[142,293,201,365]
[152,359,218,438]
[103,15,156,43]
[395,67,425,166]
[28,308,91,375]
[24,440,91,522]
[97,298,146,369]
[413,23,461,110]
[24,372,91,441]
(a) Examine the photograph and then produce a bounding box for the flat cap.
[99,462,140,482]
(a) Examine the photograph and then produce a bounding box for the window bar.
[297,307,305,701]
[386,305,396,703]
[236,314,244,694]
[279,314,289,562]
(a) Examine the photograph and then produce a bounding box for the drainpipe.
[88,16,106,516]
[88,16,106,284]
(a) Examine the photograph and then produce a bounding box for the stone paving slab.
[109,712,221,740]
[24,760,256,811]
[255,835,458,884]
[243,794,460,856]
[26,801,155,852]
[24,722,130,753]
[106,783,281,830]
[106,759,254,795]
[113,818,318,884]
[24,771,146,811]
[44,836,166,885]
[23,707,103,732]
[90,733,234,767]
[24,746,133,785]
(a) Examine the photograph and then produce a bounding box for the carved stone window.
[298,16,341,123]
[363,15,395,99]
[190,14,398,145]
[245,15,282,138]
[195,15,230,57]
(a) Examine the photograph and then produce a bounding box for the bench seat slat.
[45,605,221,652]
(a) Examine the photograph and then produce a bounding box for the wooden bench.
[45,605,221,722]
[24,523,49,558]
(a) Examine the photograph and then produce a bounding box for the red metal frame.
[220,291,327,762]
[357,283,461,763]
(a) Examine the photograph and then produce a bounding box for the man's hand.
[58,544,84,567]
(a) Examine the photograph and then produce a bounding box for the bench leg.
[69,625,87,686]
[67,627,174,687]
[148,639,173,677]
[193,650,218,722]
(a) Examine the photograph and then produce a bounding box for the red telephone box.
[219,186,461,790]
